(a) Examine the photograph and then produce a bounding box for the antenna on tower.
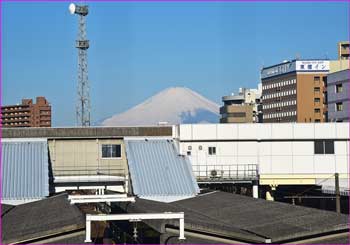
[69,3,91,127]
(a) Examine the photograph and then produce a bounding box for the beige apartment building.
[261,60,329,123]
[220,86,262,123]
[220,104,254,123]
[338,41,349,60]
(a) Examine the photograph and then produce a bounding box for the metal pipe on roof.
[252,180,259,199]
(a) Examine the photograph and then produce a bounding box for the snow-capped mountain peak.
[101,87,220,126]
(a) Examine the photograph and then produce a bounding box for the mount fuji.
[101,87,220,126]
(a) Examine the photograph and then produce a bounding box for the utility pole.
[69,3,91,126]
[335,173,341,213]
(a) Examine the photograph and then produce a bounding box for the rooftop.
[118,191,349,244]
[1,193,85,244]
[262,58,330,70]
[2,126,172,139]
[1,139,49,204]
[125,139,200,202]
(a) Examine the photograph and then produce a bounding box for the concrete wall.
[176,123,349,185]
[48,139,128,176]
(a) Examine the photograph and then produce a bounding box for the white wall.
[177,123,349,177]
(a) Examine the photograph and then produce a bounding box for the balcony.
[1,107,30,113]
[2,117,30,123]
[2,112,30,118]
[341,47,350,55]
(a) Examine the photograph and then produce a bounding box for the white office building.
[174,123,349,194]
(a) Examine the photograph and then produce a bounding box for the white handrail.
[70,197,135,204]
[84,212,185,242]
[68,194,127,199]
[68,194,135,204]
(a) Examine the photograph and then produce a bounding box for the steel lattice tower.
[69,3,91,126]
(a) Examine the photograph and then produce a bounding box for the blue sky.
[2,1,349,126]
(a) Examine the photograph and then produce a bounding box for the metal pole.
[335,173,341,213]
[179,217,185,240]
[85,219,92,242]
[252,180,259,199]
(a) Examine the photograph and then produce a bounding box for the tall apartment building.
[1,97,51,128]
[338,41,349,60]
[326,41,350,122]
[220,85,262,123]
[327,69,349,122]
[261,60,329,123]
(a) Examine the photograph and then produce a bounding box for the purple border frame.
[0,0,349,245]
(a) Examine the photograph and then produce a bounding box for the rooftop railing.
[193,164,258,182]
[53,165,127,177]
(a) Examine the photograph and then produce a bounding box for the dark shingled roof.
[119,191,349,243]
[1,193,85,244]
[1,204,15,217]
[304,234,350,244]
[29,231,87,244]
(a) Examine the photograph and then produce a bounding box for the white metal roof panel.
[125,139,199,202]
[1,139,49,201]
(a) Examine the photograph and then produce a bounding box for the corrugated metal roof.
[318,178,350,196]
[1,139,49,202]
[125,139,199,202]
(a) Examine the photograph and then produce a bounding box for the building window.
[314,87,320,92]
[188,146,192,151]
[324,141,334,154]
[308,65,312,69]
[229,112,246,117]
[199,145,202,150]
[314,108,321,113]
[314,98,320,103]
[315,119,321,123]
[336,102,343,112]
[314,141,323,154]
[314,140,334,154]
[300,65,305,69]
[314,76,320,82]
[102,144,121,158]
[187,151,191,156]
[336,84,343,93]
[208,147,216,155]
